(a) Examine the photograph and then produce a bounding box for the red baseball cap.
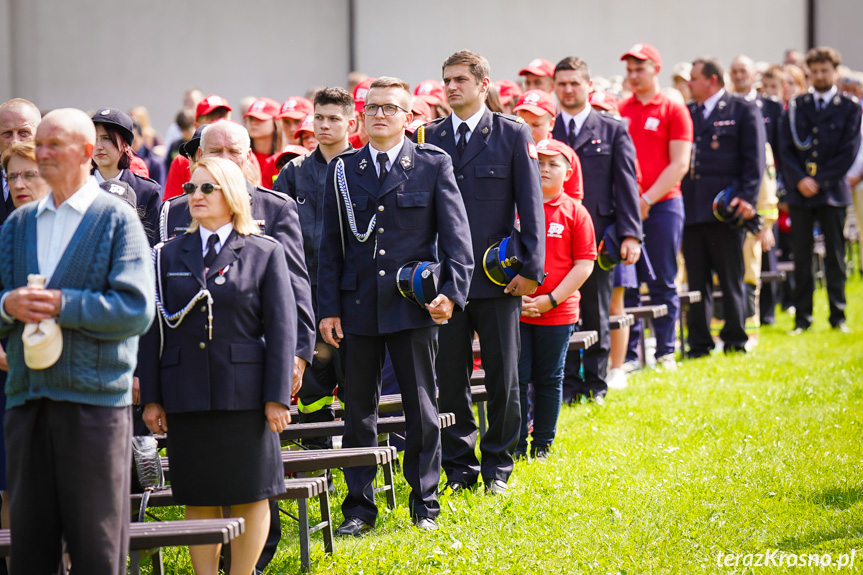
[536,138,577,170]
[278,97,313,121]
[513,89,556,118]
[620,42,662,71]
[352,78,375,113]
[519,58,554,78]
[274,144,311,167]
[244,97,280,121]
[494,80,523,105]
[405,118,428,135]
[413,80,445,105]
[411,98,432,119]
[196,94,232,120]
[293,115,315,140]
[589,91,619,113]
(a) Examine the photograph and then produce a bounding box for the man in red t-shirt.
[619,43,693,370]
[517,139,595,459]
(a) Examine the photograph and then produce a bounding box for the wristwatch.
[547,293,559,308]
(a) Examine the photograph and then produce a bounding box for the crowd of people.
[0,42,859,574]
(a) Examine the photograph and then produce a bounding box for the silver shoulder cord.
[152,245,214,358]
[158,200,171,243]
[788,98,812,151]
[334,158,376,245]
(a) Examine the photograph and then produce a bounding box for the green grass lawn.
[153,277,863,574]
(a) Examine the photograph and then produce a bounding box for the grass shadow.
[773,525,863,552]
[810,486,863,510]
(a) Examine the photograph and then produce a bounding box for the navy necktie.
[567,118,577,148]
[457,123,469,157]
[203,234,219,268]
[377,152,389,185]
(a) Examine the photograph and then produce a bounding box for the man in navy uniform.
[158,119,313,571]
[418,50,545,495]
[274,87,356,445]
[681,57,765,356]
[779,46,861,334]
[551,57,641,402]
[318,77,473,534]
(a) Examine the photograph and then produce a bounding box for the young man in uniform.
[419,50,546,495]
[619,43,692,371]
[318,77,473,534]
[682,57,765,356]
[519,58,555,93]
[551,56,641,404]
[274,87,357,445]
[779,46,861,334]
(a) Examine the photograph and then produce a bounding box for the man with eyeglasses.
[417,50,545,496]
[147,119,313,572]
[0,99,41,224]
[318,77,473,535]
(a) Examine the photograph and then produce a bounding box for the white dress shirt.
[811,86,838,110]
[369,139,405,178]
[200,222,233,258]
[451,107,485,146]
[701,88,726,119]
[559,106,591,139]
[93,168,126,184]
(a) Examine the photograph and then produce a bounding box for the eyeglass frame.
[363,103,410,117]
[5,170,40,183]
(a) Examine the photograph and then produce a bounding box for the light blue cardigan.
[0,191,154,408]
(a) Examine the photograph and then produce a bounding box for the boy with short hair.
[517,139,596,459]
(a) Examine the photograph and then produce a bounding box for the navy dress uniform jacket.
[317,137,474,335]
[140,230,296,412]
[417,109,545,298]
[779,92,862,208]
[119,170,162,247]
[159,180,315,365]
[552,109,641,242]
[752,94,784,158]
[682,92,766,225]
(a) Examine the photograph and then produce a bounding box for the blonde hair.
[187,157,260,236]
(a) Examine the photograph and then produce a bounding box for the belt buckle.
[806,162,817,177]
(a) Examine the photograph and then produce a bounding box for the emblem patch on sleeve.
[528,143,538,159]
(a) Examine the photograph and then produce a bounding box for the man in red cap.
[494,80,523,115]
[163,95,232,200]
[618,42,693,371]
[278,97,313,146]
[349,78,374,148]
[519,58,555,93]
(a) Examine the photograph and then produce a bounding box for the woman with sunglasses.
[0,140,51,569]
[91,108,161,246]
[140,157,296,575]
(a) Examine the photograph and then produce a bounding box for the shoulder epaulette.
[132,173,158,185]
[426,116,447,126]
[839,92,860,105]
[494,112,524,124]
[416,142,446,154]
[256,186,289,201]
[335,147,360,159]
[251,233,280,245]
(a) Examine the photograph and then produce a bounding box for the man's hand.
[728,197,757,220]
[797,176,820,198]
[426,294,454,324]
[265,401,291,433]
[3,287,62,324]
[132,376,140,405]
[757,227,775,251]
[640,196,652,221]
[619,238,641,265]
[320,317,343,348]
[849,174,862,188]
[292,356,306,395]
[0,344,8,373]
[504,274,539,297]
[521,294,553,318]
[143,403,168,434]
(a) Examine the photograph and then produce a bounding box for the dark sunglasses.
[183,182,222,195]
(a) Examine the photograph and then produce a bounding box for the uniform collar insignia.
[400,155,412,170]
[481,126,489,134]
[833,95,841,106]
[359,158,368,171]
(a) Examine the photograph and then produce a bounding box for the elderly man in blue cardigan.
[0,108,154,575]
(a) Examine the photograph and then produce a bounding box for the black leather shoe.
[334,517,373,537]
[485,479,508,495]
[438,480,477,496]
[723,343,747,354]
[413,517,438,531]
[513,449,527,461]
[833,322,851,334]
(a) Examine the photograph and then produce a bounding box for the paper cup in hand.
[22,274,62,370]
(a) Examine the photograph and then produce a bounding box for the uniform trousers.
[789,204,847,328]
[759,237,779,324]
[563,266,613,399]
[682,222,748,354]
[436,296,522,486]
[6,399,131,575]
[626,196,685,360]
[341,326,440,523]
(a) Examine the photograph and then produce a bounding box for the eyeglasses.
[364,104,409,117]
[183,182,222,195]
[6,170,39,183]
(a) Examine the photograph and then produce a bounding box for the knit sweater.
[0,191,155,408]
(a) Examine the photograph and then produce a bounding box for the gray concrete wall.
[2,0,847,136]
[815,0,863,71]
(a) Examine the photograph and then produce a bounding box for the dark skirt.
[613,263,638,289]
[166,409,283,506]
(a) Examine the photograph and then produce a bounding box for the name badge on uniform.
[255,219,266,229]
[167,272,192,277]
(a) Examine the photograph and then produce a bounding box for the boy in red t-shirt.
[517,139,596,459]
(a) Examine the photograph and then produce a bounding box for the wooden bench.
[131,478,329,572]
[624,304,669,364]
[610,314,634,330]
[638,291,702,359]
[0,518,245,575]
[472,329,597,360]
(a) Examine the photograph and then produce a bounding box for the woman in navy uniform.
[90,108,161,246]
[141,157,296,575]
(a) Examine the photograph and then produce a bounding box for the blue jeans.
[518,322,574,451]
